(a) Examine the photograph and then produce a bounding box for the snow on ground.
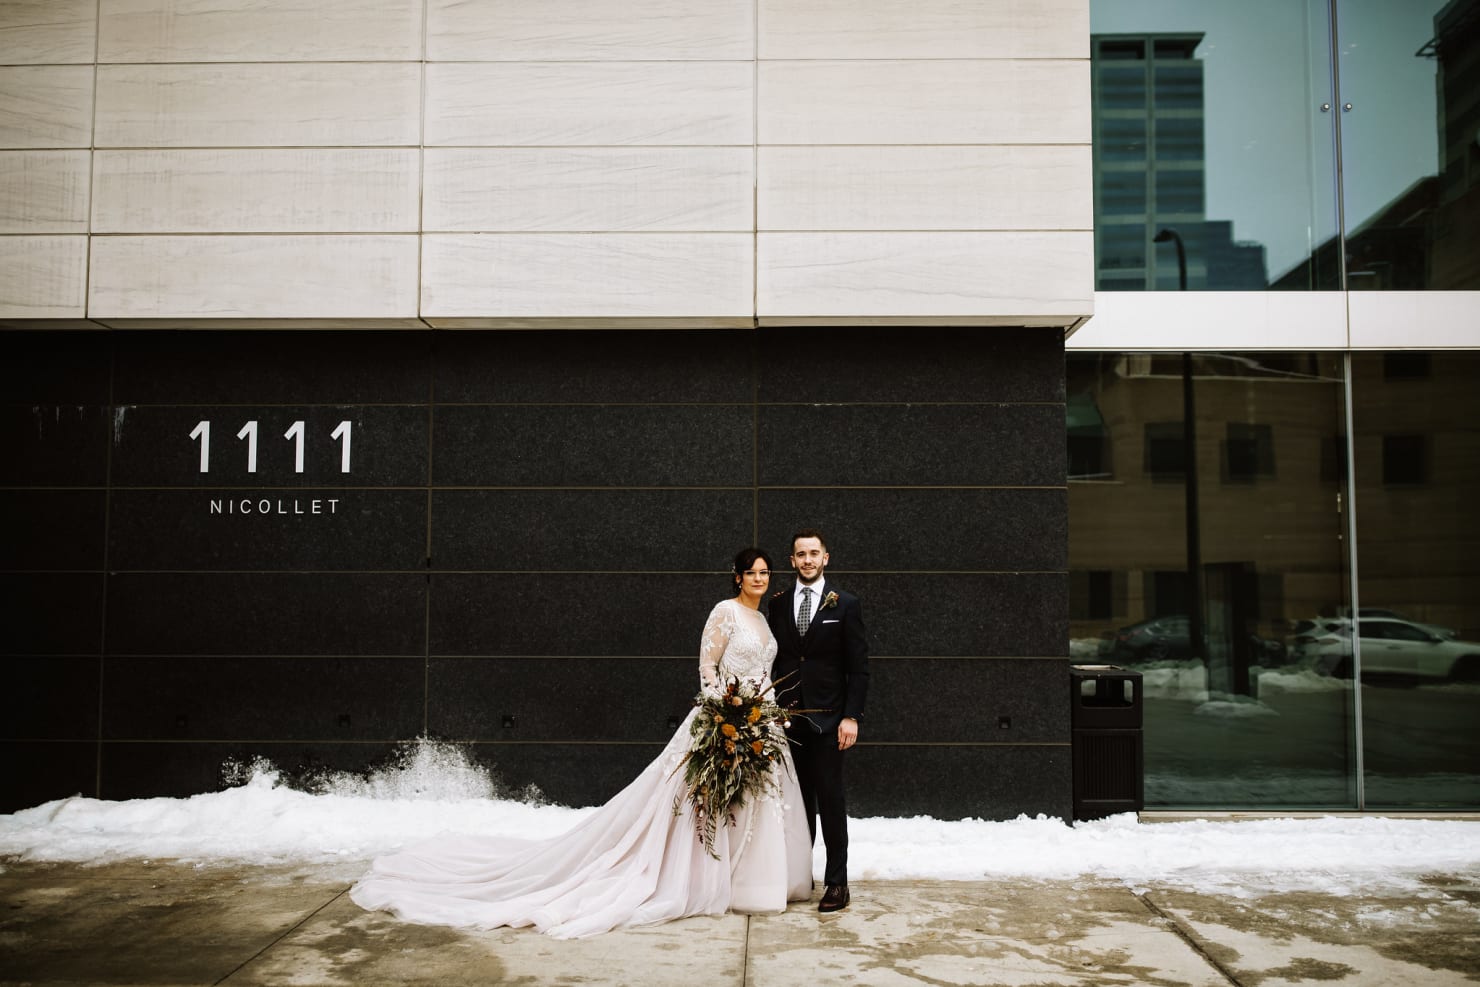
[2,740,1477,898]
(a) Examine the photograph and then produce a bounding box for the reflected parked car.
[1099,616,1284,664]
[1289,616,1480,680]
[1357,618,1480,680]
[1356,608,1456,640]
[1099,616,1193,662]
[1287,618,1354,676]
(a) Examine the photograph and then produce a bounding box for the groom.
[768,528,869,913]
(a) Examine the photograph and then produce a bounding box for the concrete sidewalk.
[2,858,1478,986]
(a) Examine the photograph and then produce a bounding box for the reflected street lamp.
[1153,227,1205,670]
[1153,227,1188,292]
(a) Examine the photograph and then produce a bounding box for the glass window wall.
[1351,352,1480,805]
[1092,0,1480,291]
[1068,353,1357,807]
[1336,0,1480,290]
[1090,1,1340,290]
[1070,352,1480,809]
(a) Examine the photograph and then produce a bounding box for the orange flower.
[750,740,765,755]
[724,739,736,754]
[747,706,762,724]
[721,723,738,738]
[713,713,724,723]
[729,695,743,706]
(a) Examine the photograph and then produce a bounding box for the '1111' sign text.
[189,420,353,473]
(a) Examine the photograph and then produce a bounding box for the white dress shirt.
[794,578,826,626]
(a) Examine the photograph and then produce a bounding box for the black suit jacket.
[768,583,869,734]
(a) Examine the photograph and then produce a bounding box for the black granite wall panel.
[435,329,752,404]
[863,658,1070,743]
[756,326,1064,404]
[429,573,729,657]
[462,742,668,807]
[111,331,431,405]
[0,406,110,485]
[433,405,752,487]
[431,489,750,571]
[109,406,429,488]
[1,334,111,404]
[101,657,425,740]
[757,488,1066,572]
[427,657,697,742]
[108,490,428,571]
[2,326,1069,821]
[105,573,427,656]
[2,573,104,655]
[1,742,97,813]
[757,404,1064,487]
[3,657,100,739]
[846,745,1073,820]
[99,741,405,800]
[811,574,1068,658]
[0,491,107,570]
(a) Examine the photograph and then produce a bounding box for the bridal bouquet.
[673,676,791,858]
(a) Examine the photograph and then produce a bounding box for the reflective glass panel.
[1068,353,1356,807]
[1351,353,1480,806]
[1336,0,1480,289]
[1090,1,1341,290]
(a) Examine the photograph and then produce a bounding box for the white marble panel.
[422,233,753,318]
[0,0,98,64]
[92,149,420,233]
[89,235,420,319]
[98,0,422,62]
[1066,291,1349,349]
[760,0,1086,59]
[424,148,752,232]
[426,62,753,146]
[95,64,421,148]
[757,232,1093,322]
[0,66,94,148]
[759,145,1090,232]
[428,0,752,60]
[0,235,87,318]
[0,150,90,233]
[759,60,1090,145]
[1348,291,1480,349]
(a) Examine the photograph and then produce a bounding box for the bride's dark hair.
[732,547,774,594]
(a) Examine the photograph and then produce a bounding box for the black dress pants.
[790,723,848,887]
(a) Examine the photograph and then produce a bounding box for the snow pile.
[2,740,1477,897]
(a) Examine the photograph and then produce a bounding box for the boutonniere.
[822,591,839,610]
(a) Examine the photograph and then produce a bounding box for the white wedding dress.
[350,599,813,938]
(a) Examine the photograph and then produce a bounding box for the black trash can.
[1069,664,1144,821]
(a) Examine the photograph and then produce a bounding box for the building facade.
[2,0,1476,816]
[1,0,1088,817]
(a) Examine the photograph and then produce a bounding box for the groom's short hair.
[791,528,827,552]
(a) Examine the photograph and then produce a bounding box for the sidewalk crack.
[1135,891,1242,986]
[213,885,350,985]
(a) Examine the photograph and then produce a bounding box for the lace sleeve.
[698,602,734,696]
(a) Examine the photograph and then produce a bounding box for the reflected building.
[1092,33,1268,291]
[1274,0,1479,290]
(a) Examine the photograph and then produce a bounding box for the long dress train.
[349,599,813,938]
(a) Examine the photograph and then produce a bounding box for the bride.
[350,548,814,938]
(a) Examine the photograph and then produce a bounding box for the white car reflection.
[1289,617,1480,681]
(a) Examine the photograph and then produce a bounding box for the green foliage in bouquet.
[672,675,792,858]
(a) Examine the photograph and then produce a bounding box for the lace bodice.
[699,599,777,693]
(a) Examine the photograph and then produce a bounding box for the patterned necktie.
[797,588,813,636]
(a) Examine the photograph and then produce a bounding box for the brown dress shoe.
[818,884,850,912]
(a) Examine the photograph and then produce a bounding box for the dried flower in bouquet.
[672,675,793,858]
